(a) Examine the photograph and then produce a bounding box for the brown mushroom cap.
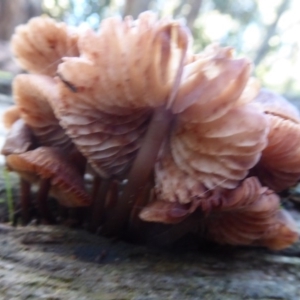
[56,12,189,110]
[48,12,190,177]
[172,45,258,114]
[253,89,300,191]
[6,147,91,207]
[13,73,73,152]
[1,119,35,156]
[11,16,79,76]
[49,88,151,177]
[160,45,269,190]
[170,101,268,190]
[204,177,298,249]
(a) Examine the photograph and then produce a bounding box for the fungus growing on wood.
[11,16,79,76]
[203,177,298,250]
[13,73,74,152]
[1,119,35,156]
[253,89,300,191]
[3,13,299,250]
[6,147,91,222]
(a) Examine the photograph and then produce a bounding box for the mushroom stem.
[88,178,111,233]
[20,179,31,225]
[36,178,55,224]
[102,107,174,236]
[128,181,153,233]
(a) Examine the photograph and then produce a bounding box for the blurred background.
[0,0,299,100]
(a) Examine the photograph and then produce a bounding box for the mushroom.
[1,119,35,156]
[11,16,79,76]
[4,13,299,250]
[170,46,268,190]
[252,89,300,191]
[47,11,190,233]
[13,73,74,152]
[204,177,298,250]
[2,73,87,224]
[6,147,91,223]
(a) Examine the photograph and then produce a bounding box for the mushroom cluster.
[2,13,299,250]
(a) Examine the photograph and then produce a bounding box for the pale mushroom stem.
[102,107,174,236]
[20,179,31,225]
[36,178,55,224]
[88,178,111,233]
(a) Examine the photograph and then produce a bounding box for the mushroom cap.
[6,147,91,207]
[253,89,300,191]
[163,45,269,190]
[170,102,268,190]
[13,74,74,152]
[56,11,190,110]
[49,88,152,177]
[49,11,190,177]
[1,119,35,155]
[204,177,298,249]
[11,16,79,76]
[172,45,258,114]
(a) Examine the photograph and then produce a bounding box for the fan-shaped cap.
[56,11,190,110]
[13,74,73,152]
[170,102,268,190]
[11,16,79,76]
[1,119,35,155]
[49,12,190,177]
[6,147,91,207]
[172,45,257,114]
[253,89,300,191]
[204,177,298,249]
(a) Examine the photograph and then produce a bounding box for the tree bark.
[0,0,41,41]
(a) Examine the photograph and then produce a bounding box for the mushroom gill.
[253,89,300,191]
[13,73,74,152]
[1,119,35,156]
[3,13,299,250]
[46,12,191,233]
[49,11,189,178]
[11,16,79,76]
[204,177,298,250]
[139,146,207,224]
[6,147,91,208]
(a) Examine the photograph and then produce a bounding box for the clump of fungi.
[2,13,299,250]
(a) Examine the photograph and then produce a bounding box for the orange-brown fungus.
[6,147,91,207]
[13,73,73,152]
[3,13,299,250]
[253,89,300,191]
[204,177,298,249]
[1,119,34,155]
[11,16,79,76]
